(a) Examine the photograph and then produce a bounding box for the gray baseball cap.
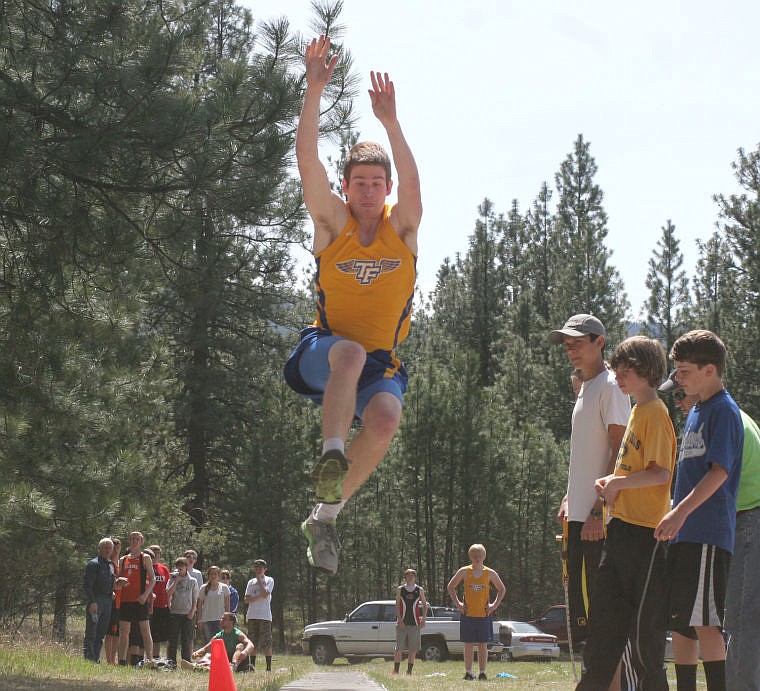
[658,370,678,392]
[549,314,606,345]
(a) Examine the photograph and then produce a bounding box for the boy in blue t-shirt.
[654,330,743,691]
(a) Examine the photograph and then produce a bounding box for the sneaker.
[142,659,157,669]
[463,672,476,681]
[311,449,349,504]
[180,659,195,671]
[478,672,488,680]
[301,513,341,574]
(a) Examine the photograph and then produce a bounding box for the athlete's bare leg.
[321,340,365,441]
[342,392,401,499]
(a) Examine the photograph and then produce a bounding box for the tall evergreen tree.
[553,134,628,341]
[714,144,760,416]
[691,232,739,337]
[643,219,692,354]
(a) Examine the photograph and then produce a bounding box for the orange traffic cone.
[208,637,237,691]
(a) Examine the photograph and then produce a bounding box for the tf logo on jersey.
[336,258,400,285]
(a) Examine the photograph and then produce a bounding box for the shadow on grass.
[1,678,147,690]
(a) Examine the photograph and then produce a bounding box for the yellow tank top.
[313,204,416,372]
[463,566,490,618]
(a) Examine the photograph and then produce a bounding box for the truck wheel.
[311,638,337,665]
[421,637,448,662]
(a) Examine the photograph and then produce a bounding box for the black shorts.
[150,606,171,641]
[666,542,729,632]
[119,600,150,623]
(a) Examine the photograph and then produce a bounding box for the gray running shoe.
[311,449,349,504]
[301,513,341,574]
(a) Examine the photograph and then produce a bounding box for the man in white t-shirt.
[244,559,274,672]
[550,314,630,645]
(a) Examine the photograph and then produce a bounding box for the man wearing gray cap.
[549,314,630,646]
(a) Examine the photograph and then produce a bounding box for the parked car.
[529,604,569,646]
[496,621,560,661]
[429,605,459,619]
[301,600,504,665]
[529,604,675,660]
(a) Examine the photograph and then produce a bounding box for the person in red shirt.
[117,531,156,666]
[148,544,171,658]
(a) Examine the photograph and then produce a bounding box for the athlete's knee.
[362,394,402,440]
[328,339,366,374]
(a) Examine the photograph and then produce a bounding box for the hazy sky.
[242,0,760,316]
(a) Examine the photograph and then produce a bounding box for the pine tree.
[691,232,739,337]
[643,220,692,354]
[553,134,628,342]
[714,145,760,415]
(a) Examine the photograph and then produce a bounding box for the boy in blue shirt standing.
[655,330,744,691]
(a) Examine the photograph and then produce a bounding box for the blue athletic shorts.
[284,327,407,417]
[460,615,493,643]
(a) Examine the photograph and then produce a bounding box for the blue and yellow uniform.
[460,566,493,643]
[285,204,416,415]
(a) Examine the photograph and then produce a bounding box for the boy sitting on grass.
[185,612,254,673]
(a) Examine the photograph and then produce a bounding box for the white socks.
[322,437,345,455]
[314,500,345,522]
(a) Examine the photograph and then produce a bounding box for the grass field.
[0,639,705,690]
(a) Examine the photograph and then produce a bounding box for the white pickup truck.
[301,600,505,665]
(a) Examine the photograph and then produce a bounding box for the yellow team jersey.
[612,397,677,528]
[463,566,491,618]
[313,203,416,373]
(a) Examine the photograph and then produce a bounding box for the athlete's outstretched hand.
[369,71,397,126]
[304,35,338,90]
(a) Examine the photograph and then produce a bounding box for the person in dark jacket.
[83,537,115,662]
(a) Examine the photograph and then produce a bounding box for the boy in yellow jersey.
[288,36,422,574]
[575,337,676,690]
[447,544,506,681]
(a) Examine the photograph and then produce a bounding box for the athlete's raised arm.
[295,36,348,249]
[369,71,422,252]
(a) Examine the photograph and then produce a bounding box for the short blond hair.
[468,543,486,559]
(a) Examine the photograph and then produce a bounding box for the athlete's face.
[612,366,648,398]
[342,164,392,217]
[562,335,604,371]
[673,360,711,397]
